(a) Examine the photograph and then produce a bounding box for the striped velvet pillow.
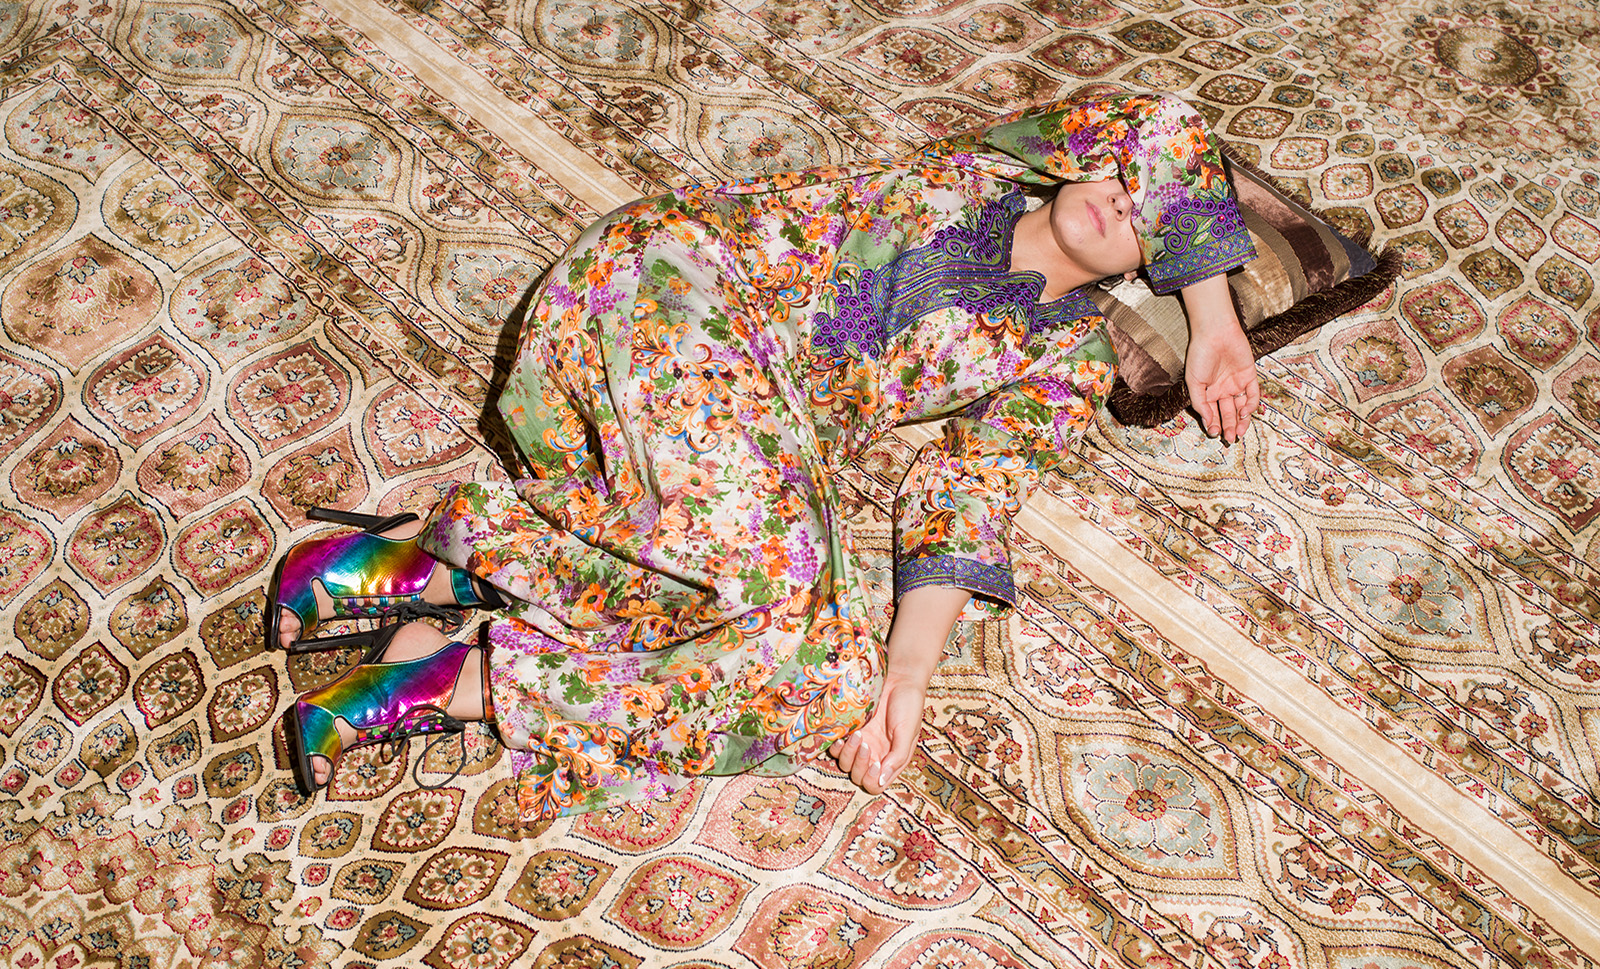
[1091,154,1398,427]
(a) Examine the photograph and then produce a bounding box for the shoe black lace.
[370,702,471,791]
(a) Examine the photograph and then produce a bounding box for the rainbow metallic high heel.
[266,507,504,655]
[284,625,492,795]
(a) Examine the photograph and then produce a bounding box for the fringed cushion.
[1094,152,1400,428]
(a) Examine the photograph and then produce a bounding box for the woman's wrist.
[884,585,972,683]
[1188,310,1246,338]
[1179,274,1241,333]
[880,665,934,696]
[883,651,939,688]
[883,626,946,684]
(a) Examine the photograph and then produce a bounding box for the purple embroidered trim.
[815,191,1097,358]
[1159,192,1247,256]
[896,554,1016,606]
[1037,290,1101,334]
[1145,227,1255,293]
[870,193,1026,339]
[813,263,886,357]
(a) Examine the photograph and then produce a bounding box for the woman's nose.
[1109,190,1131,219]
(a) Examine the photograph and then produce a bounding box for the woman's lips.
[1087,200,1105,236]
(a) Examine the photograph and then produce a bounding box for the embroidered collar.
[813,189,1103,358]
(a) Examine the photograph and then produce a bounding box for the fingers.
[833,728,884,793]
[850,736,885,794]
[1217,393,1239,443]
[1197,395,1222,437]
[1201,378,1260,443]
[858,754,885,794]
[1232,379,1260,441]
[1236,387,1257,439]
[877,720,921,790]
[834,731,864,775]
[832,728,901,794]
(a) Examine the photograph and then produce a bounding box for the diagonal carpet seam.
[1062,416,1600,894]
[1016,492,1600,951]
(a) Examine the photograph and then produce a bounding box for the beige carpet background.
[2,0,1599,966]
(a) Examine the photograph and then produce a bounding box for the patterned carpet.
[2,0,1599,966]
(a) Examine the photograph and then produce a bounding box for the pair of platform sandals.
[268,508,508,796]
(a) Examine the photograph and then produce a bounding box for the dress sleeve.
[921,92,1256,292]
[894,317,1117,614]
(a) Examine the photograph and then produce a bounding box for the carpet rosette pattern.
[0,0,1597,967]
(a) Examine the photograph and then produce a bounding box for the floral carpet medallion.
[0,0,1598,966]
[1069,746,1229,874]
[1304,0,1600,174]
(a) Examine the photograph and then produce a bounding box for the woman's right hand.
[1180,273,1258,443]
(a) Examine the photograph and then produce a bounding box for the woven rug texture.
[2,0,1599,966]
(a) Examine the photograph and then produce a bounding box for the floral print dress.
[419,93,1254,820]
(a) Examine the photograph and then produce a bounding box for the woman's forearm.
[1179,273,1243,335]
[885,585,973,686]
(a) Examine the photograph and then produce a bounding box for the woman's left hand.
[831,673,928,795]
[829,585,969,795]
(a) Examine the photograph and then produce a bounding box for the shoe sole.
[283,703,326,797]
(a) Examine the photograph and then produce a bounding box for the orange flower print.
[584,258,612,292]
[679,666,720,695]
[761,535,791,579]
[620,683,669,721]
[574,582,609,620]
[918,509,955,546]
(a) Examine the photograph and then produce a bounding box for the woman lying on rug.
[270,92,1260,818]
